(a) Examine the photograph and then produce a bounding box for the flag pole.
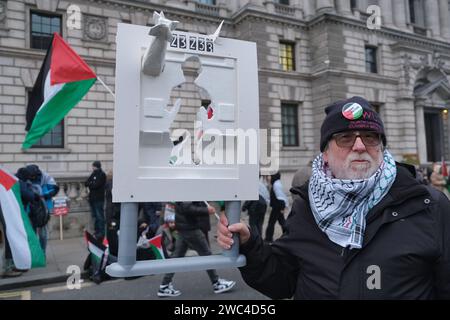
[97,76,115,99]
[204,201,220,221]
[59,215,64,240]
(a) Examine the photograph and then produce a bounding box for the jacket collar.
[290,162,422,201]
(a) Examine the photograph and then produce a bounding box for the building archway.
[414,68,450,163]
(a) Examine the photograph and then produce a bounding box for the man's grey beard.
[328,152,383,180]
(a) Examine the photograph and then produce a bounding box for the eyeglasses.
[332,131,381,148]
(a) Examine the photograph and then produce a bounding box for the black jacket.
[239,163,450,299]
[85,169,106,202]
[174,202,211,232]
[243,195,267,216]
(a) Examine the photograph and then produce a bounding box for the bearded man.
[217,96,450,299]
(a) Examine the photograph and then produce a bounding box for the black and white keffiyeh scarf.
[308,150,397,249]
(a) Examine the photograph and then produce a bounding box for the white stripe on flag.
[88,242,104,260]
[39,70,64,114]
[0,184,32,269]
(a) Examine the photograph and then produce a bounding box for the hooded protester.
[217,96,450,299]
[26,164,59,253]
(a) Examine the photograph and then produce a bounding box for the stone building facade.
[1,0,450,237]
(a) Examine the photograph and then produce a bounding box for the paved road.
[0,265,269,300]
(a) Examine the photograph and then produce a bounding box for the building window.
[32,120,64,148]
[281,103,299,147]
[31,11,62,50]
[279,41,296,71]
[350,0,358,11]
[409,0,425,26]
[365,46,378,73]
[26,90,64,148]
[409,0,426,34]
[197,0,216,5]
[276,0,290,5]
[371,103,380,114]
[424,109,444,162]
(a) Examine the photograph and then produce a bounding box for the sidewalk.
[0,211,284,291]
[0,237,88,291]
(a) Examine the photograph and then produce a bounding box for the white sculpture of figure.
[141,11,179,77]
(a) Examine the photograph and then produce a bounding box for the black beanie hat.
[320,96,386,152]
[92,161,101,169]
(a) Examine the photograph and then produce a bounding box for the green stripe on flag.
[88,242,104,264]
[11,183,46,268]
[22,78,96,149]
[149,244,164,260]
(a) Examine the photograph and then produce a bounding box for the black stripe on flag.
[85,230,107,251]
[25,35,54,131]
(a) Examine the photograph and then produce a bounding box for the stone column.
[415,103,428,164]
[358,0,369,11]
[67,182,79,201]
[425,0,441,37]
[316,0,334,13]
[130,10,150,26]
[303,0,315,19]
[265,1,275,13]
[291,0,305,19]
[336,0,352,16]
[438,0,450,40]
[393,0,407,29]
[379,0,394,27]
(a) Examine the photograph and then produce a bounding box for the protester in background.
[104,169,120,227]
[85,161,106,241]
[242,178,270,237]
[26,164,59,253]
[104,169,121,256]
[140,202,162,239]
[264,172,289,243]
[157,210,179,258]
[158,201,235,297]
[430,163,447,192]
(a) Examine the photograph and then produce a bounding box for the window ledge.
[281,145,308,151]
[23,148,71,154]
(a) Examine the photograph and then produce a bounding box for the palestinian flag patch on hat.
[23,32,96,149]
[342,102,363,120]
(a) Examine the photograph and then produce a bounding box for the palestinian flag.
[0,169,46,269]
[442,158,448,177]
[148,234,165,260]
[23,32,96,149]
[85,230,107,266]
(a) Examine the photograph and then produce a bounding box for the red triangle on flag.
[0,169,18,191]
[442,159,448,177]
[149,234,162,249]
[207,105,214,119]
[50,33,96,85]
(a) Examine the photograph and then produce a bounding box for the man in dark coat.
[85,161,106,240]
[158,202,236,297]
[217,96,450,299]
